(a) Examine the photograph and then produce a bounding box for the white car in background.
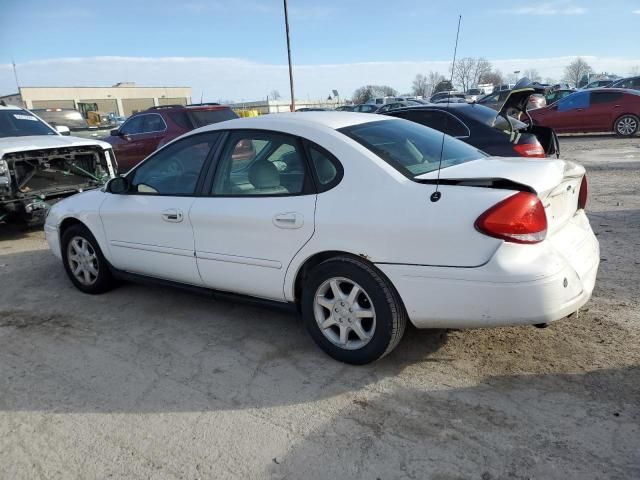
[0,104,116,224]
[45,112,599,364]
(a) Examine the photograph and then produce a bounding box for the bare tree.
[473,58,492,88]
[452,57,476,92]
[352,85,398,104]
[564,57,594,88]
[544,77,557,85]
[479,70,503,87]
[524,68,541,82]
[269,89,281,100]
[412,74,429,97]
[427,71,445,95]
[452,57,493,91]
[629,66,640,76]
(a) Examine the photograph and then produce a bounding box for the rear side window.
[142,114,166,133]
[306,143,342,191]
[591,92,624,104]
[168,111,193,129]
[339,119,486,179]
[211,131,310,196]
[189,109,238,127]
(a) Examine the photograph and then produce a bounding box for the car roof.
[194,111,394,134]
[591,87,637,94]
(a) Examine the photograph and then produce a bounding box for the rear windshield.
[0,110,57,138]
[339,119,486,178]
[189,108,238,127]
[459,104,526,131]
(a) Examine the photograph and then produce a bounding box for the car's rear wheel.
[61,224,117,294]
[301,256,406,365]
[614,114,639,137]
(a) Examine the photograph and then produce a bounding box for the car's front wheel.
[614,114,639,137]
[61,224,117,294]
[301,256,407,365]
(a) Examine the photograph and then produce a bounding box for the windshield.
[0,110,57,138]
[188,108,238,127]
[339,119,486,179]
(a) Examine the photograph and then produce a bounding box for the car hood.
[0,135,111,158]
[416,156,584,195]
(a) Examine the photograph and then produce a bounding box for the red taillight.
[475,192,548,244]
[513,142,546,158]
[578,175,588,210]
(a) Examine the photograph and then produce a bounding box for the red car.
[105,103,238,172]
[529,88,640,137]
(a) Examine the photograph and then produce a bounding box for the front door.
[190,130,317,301]
[112,113,168,173]
[544,91,593,133]
[100,131,221,285]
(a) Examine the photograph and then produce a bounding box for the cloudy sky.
[1,0,639,101]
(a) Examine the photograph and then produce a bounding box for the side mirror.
[106,176,130,194]
[55,125,71,136]
[110,128,120,137]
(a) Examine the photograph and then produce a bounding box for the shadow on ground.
[268,366,640,480]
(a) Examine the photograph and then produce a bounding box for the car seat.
[248,160,289,194]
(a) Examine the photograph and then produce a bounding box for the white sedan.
[45,112,599,364]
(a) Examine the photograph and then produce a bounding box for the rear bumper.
[377,211,599,329]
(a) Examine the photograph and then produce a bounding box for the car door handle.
[613,105,621,108]
[161,208,183,223]
[273,212,303,229]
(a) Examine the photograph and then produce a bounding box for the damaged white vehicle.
[0,104,116,224]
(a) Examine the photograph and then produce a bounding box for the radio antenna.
[431,14,462,203]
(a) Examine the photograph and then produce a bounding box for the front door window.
[128,132,220,195]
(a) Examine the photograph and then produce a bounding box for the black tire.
[614,114,639,137]
[301,256,407,365]
[61,223,117,294]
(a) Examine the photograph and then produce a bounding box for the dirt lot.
[1,135,639,480]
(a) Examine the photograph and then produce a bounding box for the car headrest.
[248,160,280,189]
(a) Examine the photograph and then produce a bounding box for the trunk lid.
[416,157,585,233]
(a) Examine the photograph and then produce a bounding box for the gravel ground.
[0,135,639,480]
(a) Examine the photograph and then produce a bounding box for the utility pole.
[11,58,20,92]
[283,0,295,111]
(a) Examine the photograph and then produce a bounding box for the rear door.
[190,130,317,301]
[588,91,625,131]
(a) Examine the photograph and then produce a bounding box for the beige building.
[0,82,192,117]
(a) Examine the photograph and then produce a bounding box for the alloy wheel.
[67,236,99,286]
[617,117,638,136]
[313,277,376,350]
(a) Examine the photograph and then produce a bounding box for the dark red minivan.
[105,104,238,172]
